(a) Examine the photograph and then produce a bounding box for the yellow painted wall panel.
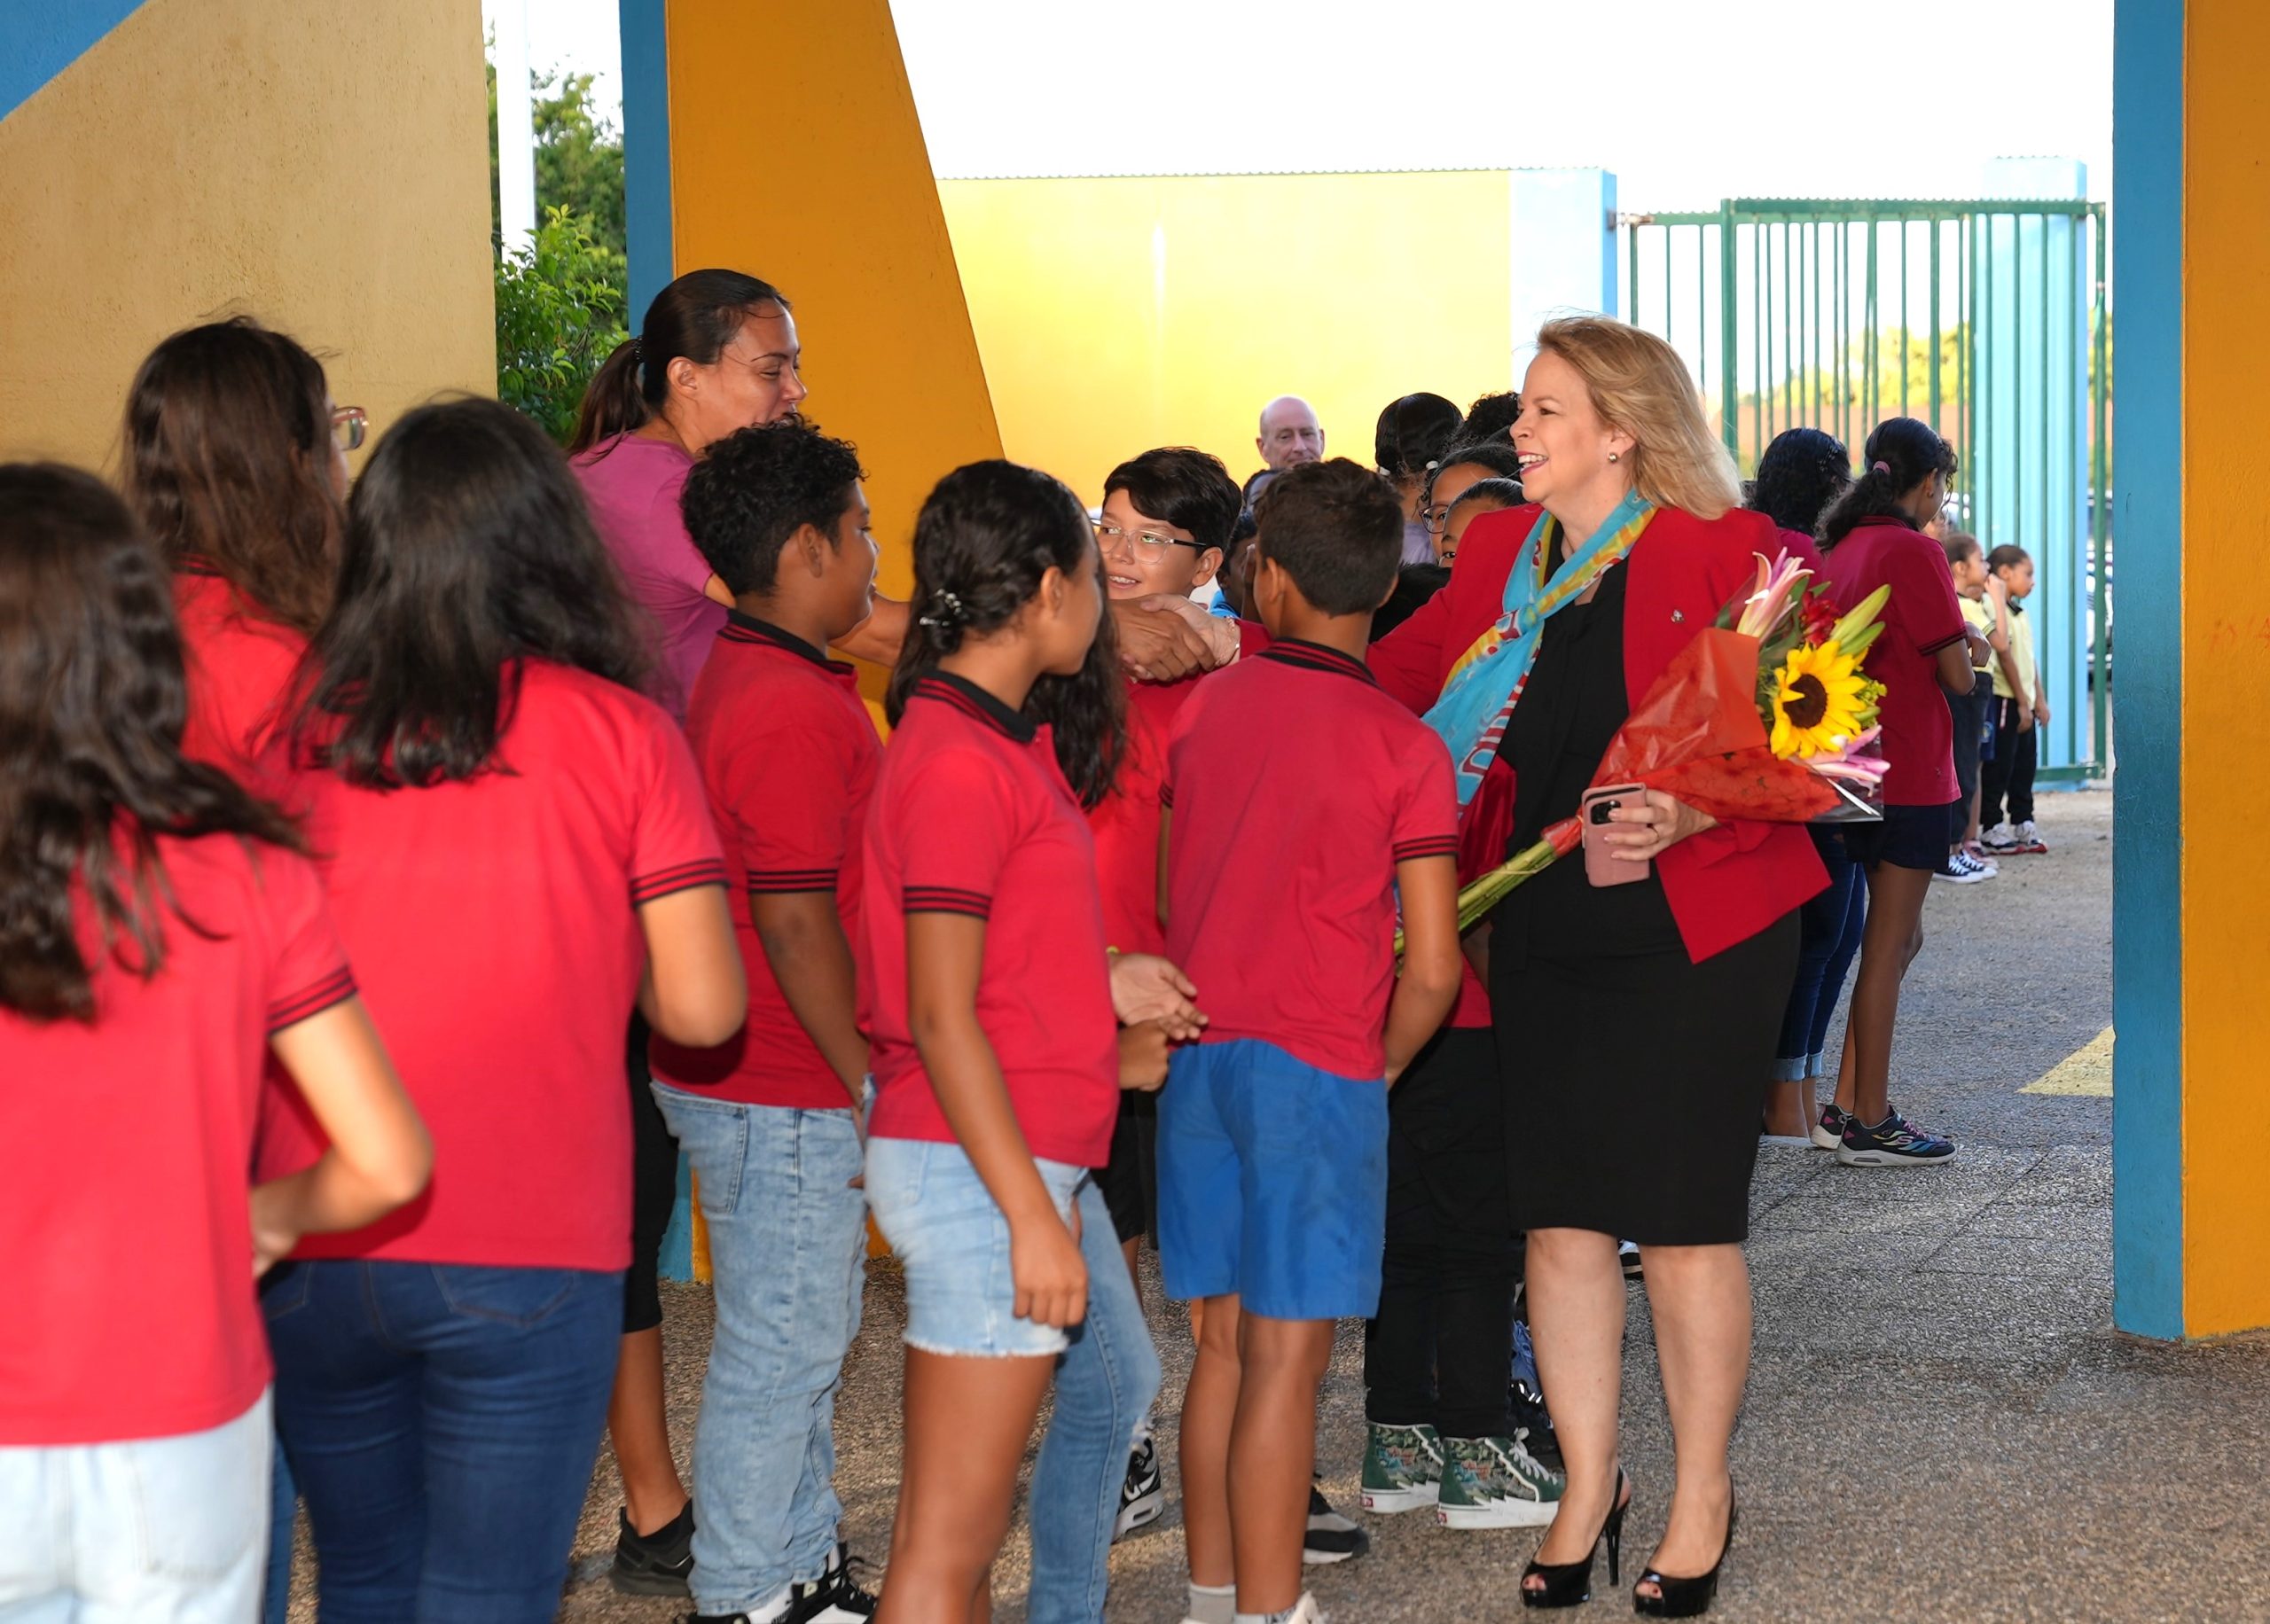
[0,0,495,474]
[2180,0,2270,1337]
[939,171,1515,506]
[664,0,1000,604]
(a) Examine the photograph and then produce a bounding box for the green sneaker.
[1358,1421,1442,1513]
[1436,1433,1564,1529]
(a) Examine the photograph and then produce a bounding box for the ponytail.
[888,461,1127,808]
[568,268,792,457]
[1817,416,1955,548]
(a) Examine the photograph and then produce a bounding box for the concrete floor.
[286,790,2270,1620]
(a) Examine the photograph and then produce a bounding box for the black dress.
[1489,564,1798,1245]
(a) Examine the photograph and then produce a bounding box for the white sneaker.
[1982,820,2021,853]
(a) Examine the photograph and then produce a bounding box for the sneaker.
[1982,820,2022,854]
[1359,1421,1442,1512]
[784,1542,878,1622]
[1811,1102,1851,1151]
[1933,854,1988,884]
[1837,1109,1956,1167]
[1436,1434,1565,1529]
[1115,1432,1164,1539]
[1961,841,2000,875]
[612,1503,694,1597]
[1303,1481,1369,1565]
[2015,819,2049,855]
[1618,1239,1643,1282]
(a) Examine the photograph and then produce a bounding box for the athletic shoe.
[1933,853,1988,884]
[1359,1421,1442,1513]
[2015,819,2050,854]
[1115,1431,1164,1539]
[612,1503,694,1597]
[1436,1433,1565,1530]
[785,1542,878,1621]
[1837,1109,1956,1167]
[1304,1481,1369,1565]
[1618,1239,1644,1282]
[1982,820,2022,854]
[1811,1102,1851,1151]
[1961,841,2000,875]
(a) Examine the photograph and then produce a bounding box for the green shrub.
[495,207,629,445]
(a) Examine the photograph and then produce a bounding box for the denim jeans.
[0,1392,271,1624]
[1773,829,1867,1080]
[262,1260,622,1624]
[260,1436,293,1624]
[651,1086,866,1615]
[1024,1178,1162,1624]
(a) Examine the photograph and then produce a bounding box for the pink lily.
[1805,726,1890,785]
[1735,550,1813,640]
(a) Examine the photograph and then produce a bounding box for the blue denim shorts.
[865,1137,1091,1357]
[1156,1037,1389,1320]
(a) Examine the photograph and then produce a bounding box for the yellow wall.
[939,171,1517,504]
[664,0,1002,604]
[0,0,495,475]
[2180,0,2270,1337]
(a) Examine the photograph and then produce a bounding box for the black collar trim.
[914,671,1040,743]
[721,609,850,673]
[1257,638,1377,686]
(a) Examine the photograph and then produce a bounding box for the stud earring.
[1608,451,1620,463]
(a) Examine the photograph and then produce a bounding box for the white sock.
[1186,1581,1235,1624]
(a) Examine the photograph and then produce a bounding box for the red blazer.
[1371,501,1827,963]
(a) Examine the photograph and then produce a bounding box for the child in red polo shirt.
[0,465,429,1622]
[647,420,883,1622]
[859,460,1187,1623]
[1159,457,1465,1624]
[262,400,748,1621]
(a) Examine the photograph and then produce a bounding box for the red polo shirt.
[651,612,880,1108]
[277,660,725,1270]
[860,673,1119,1169]
[1163,640,1460,1082]
[1,836,352,1445]
[175,562,304,799]
[1820,516,1967,807]
[1089,621,1273,956]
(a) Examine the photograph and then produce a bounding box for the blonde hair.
[1533,316,1742,519]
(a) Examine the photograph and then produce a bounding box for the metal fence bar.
[1929,220,1942,437]
[2091,207,2110,768]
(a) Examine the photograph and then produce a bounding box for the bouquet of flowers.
[1418,553,1890,942]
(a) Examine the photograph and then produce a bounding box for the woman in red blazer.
[1372,318,1823,1617]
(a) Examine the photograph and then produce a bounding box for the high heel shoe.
[1520,1467,1631,1609]
[1632,1498,1737,1617]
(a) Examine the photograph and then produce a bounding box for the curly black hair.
[681,418,866,597]
[1747,427,1851,535]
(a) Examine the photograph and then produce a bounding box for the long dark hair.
[293,398,652,788]
[0,465,301,1023]
[568,269,792,456]
[1817,418,1956,548]
[1748,426,1851,535]
[121,317,344,634]
[887,461,1126,808]
[1374,392,1464,485]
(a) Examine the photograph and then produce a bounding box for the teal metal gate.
[1617,199,2109,782]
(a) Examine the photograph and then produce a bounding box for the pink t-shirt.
[572,433,723,720]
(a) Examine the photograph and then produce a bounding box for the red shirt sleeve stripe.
[630,857,729,903]
[266,966,358,1034]
[1393,835,1460,862]
[904,884,991,918]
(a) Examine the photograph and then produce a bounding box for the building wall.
[937,170,1520,504]
[0,0,495,472]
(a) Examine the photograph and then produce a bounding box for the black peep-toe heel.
[1520,1467,1631,1610]
[1632,1499,1738,1617]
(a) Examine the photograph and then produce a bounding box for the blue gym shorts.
[1156,1037,1389,1321]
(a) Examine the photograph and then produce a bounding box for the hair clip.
[1871,459,1890,475]
[918,589,966,630]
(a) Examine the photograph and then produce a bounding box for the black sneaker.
[1811,1102,1851,1151]
[1303,1480,1369,1565]
[1836,1109,1955,1168]
[1114,1432,1164,1540]
[613,1503,695,1597]
[783,1542,877,1621]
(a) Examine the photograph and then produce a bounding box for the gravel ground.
[286,789,2270,1622]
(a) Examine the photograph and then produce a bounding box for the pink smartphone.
[1581,783,1650,886]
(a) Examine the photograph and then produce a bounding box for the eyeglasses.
[1421,504,1452,534]
[1092,519,1209,564]
[331,406,368,454]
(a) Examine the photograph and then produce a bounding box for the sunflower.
[1770,641,1875,760]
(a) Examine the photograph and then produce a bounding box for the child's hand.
[2035,698,2051,726]
[1109,952,1206,1039]
[2017,706,2035,734]
[1119,1020,1172,1091]
[1010,1208,1089,1329]
[249,1181,303,1278]
[1985,574,2009,607]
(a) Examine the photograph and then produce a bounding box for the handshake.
[1109,950,1205,1091]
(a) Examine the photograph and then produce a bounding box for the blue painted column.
[1507,168,1618,354]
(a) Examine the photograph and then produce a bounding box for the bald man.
[1256,395,1326,472]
